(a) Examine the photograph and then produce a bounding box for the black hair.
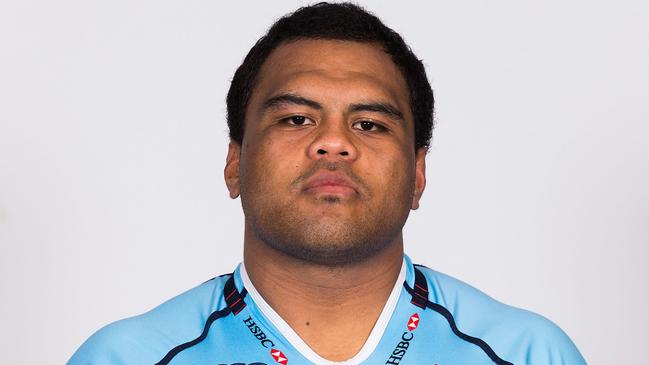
[226,2,434,151]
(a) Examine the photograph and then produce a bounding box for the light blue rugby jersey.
[69,255,586,365]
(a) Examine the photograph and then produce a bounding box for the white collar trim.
[240,258,406,365]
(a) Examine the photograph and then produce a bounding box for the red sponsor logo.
[270,349,288,365]
[407,313,420,331]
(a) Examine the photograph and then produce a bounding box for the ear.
[411,147,427,210]
[224,141,241,199]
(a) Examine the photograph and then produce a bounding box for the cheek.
[240,137,304,191]
[379,151,416,198]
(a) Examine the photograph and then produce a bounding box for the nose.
[307,120,358,162]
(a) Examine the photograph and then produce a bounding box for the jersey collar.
[233,255,414,365]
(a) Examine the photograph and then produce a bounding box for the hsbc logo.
[243,316,275,349]
[407,313,419,331]
[270,349,288,365]
[385,313,421,364]
[242,316,289,364]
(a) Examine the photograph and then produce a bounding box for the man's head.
[226,2,434,152]
[224,3,434,266]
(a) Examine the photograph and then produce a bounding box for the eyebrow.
[262,93,323,112]
[348,102,404,121]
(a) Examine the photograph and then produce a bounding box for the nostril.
[340,151,349,156]
[317,149,327,155]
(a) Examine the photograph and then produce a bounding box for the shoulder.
[415,264,586,365]
[67,275,230,365]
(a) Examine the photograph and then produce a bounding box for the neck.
[243,226,404,361]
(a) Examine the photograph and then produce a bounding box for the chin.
[262,224,396,267]
[275,241,390,267]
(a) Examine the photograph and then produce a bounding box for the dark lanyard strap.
[410,266,429,309]
[223,274,247,316]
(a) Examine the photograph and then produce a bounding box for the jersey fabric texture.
[68,255,586,365]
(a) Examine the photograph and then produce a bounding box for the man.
[69,3,586,364]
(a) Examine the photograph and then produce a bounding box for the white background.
[1,1,647,364]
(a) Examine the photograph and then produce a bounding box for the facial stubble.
[240,160,414,267]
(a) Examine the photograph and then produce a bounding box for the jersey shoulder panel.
[415,265,586,365]
[67,275,230,365]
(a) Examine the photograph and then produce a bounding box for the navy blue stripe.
[155,275,247,365]
[154,306,231,365]
[404,270,513,365]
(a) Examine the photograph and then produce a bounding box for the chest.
[167,309,499,365]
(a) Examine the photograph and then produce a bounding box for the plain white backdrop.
[1,1,647,364]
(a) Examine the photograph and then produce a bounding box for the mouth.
[302,172,359,198]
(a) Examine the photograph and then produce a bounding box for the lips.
[302,171,358,197]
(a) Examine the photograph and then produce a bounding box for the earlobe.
[224,141,242,199]
[411,147,427,210]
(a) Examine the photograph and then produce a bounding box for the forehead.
[249,39,410,113]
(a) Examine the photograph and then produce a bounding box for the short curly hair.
[226,2,434,151]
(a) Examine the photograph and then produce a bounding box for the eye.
[352,120,384,132]
[282,115,315,126]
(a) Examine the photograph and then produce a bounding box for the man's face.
[225,39,426,266]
